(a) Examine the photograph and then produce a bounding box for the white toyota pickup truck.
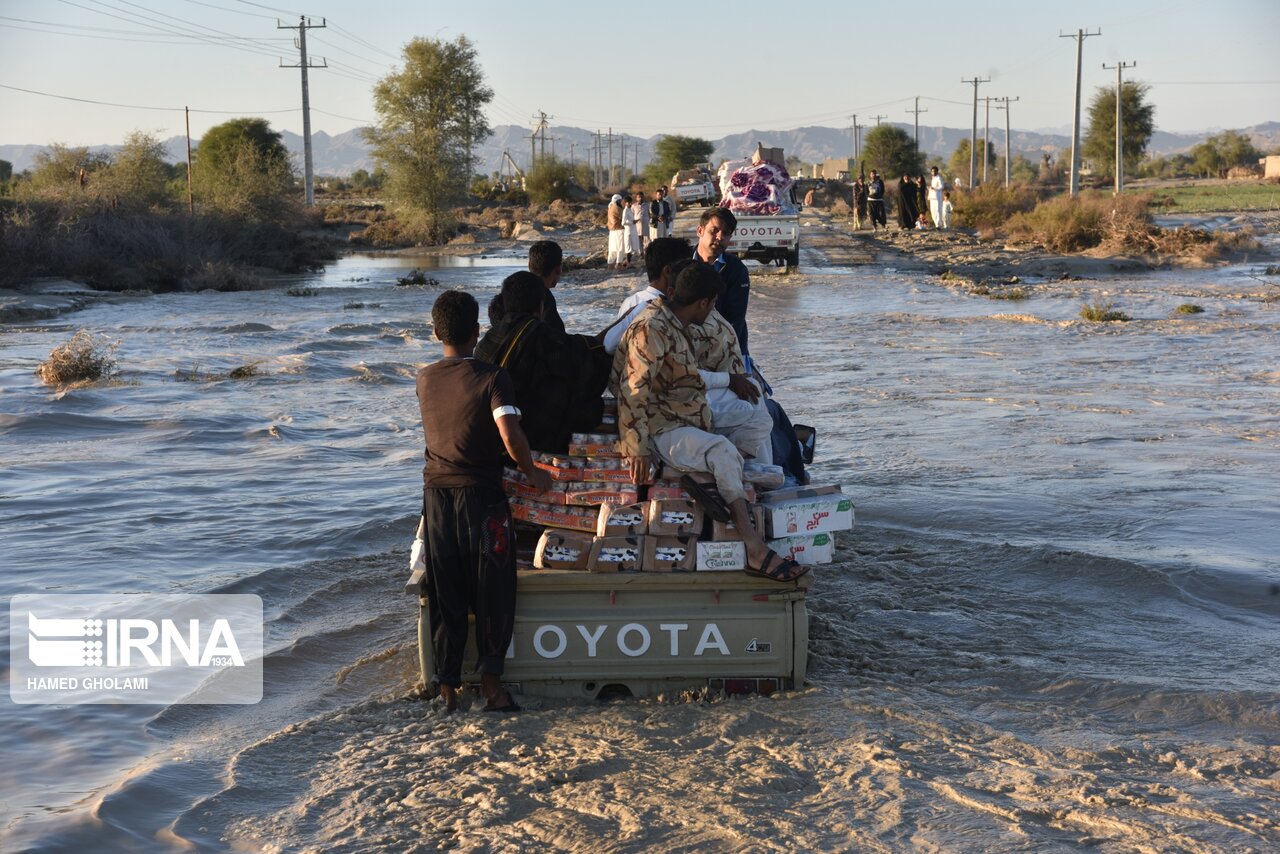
[726,211,800,268]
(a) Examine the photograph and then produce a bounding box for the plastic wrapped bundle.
[717,159,796,216]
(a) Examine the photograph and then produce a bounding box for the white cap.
[610,194,623,203]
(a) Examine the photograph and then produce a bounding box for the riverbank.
[5,202,1275,325]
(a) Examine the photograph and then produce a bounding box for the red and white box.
[760,485,854,538]
[568,433,622,458]
[564,484,641,507]
[510,499,597,533]
[767,532,835,565]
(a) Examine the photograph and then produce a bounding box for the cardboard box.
[643,535,697,572]
[564,485,641,507]
[647,479,755,504]
[568,434,622,458]
[533,529,594,570]
[510,500,598,533]
[696,540,747,571]
[597,502,648,537]
[579,467,637,484]
[710,504,766,542]
[587,535,645,573]
[503,473,569,505]
[768,532,835,565]
[646,499,703,537]
[533,453,582,481]
[760,487,854,538]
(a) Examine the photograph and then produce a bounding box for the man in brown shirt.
[612,263,806,582]
[416,290,551,712]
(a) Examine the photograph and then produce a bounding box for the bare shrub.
[953,184,1041,232]
[36,329,119,385]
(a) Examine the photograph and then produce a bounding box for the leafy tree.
[193,118,296,221]
[644,135,714,185]
[366,35,493,243]
[0,158,11,191]
[196,118,289,176]
[948,139,997,185]
[862,125,924,181]
[1082,81,1156,178]
[525,157,577,204]
[101,131,175,211]
[1190,130,1262,178]
[21,144,111,198]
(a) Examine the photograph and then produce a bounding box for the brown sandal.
[745,548,809,583]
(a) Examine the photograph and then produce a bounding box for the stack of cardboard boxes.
[507,400,854,574]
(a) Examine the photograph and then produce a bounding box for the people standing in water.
[852,175,868,230]
[866,170,887,230]
[415,290,550,713]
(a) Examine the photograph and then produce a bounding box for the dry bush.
[1079,300,1130,322]
[36,329,119,385]
[952,184,1041,232]
[1006,192,1150,252]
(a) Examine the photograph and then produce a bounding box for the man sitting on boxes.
[612,261,808,582]
[477,271,611,454]
[605,242,774,468]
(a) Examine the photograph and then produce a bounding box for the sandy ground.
[171,534,1280,852]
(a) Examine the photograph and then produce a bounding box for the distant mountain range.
[4,122,1277,178]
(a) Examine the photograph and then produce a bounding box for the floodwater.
[2,240,1278,851]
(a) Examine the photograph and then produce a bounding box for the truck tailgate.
[414,570,811,699]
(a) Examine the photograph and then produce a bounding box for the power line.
[0,82,299,114]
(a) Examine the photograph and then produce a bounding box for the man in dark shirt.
[475,272,610,453]
[866,170,887,230]
[694,207,752,358]
[416,290,551,713]
[528,240,565,334]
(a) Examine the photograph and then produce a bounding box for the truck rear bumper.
[414,570,810,699]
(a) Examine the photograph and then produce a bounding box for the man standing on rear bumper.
[416,290,551,712]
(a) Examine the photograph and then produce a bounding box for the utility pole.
[184,106,194,215]
[607,128,614,187]
[1102,60,1136,195]
[620,133,627,182]
[278,15,326,206]
[994,96,1020,187]
[961,76,990,191]
[871,114,887,126]
[848,114,861,164]
[632,142,639,179]
[529,131,537,171]
[906,96,928,148]
[569,142,575,165]
[1060,28,1101,196]
[531,111,550,163]
[981,96,995,185]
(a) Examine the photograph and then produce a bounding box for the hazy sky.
[1,0,1277,146]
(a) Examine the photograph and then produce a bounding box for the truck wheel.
[787,249,800,268]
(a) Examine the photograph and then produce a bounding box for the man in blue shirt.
[694,207,752,357]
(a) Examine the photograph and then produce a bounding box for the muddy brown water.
[2,231,1277,851]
